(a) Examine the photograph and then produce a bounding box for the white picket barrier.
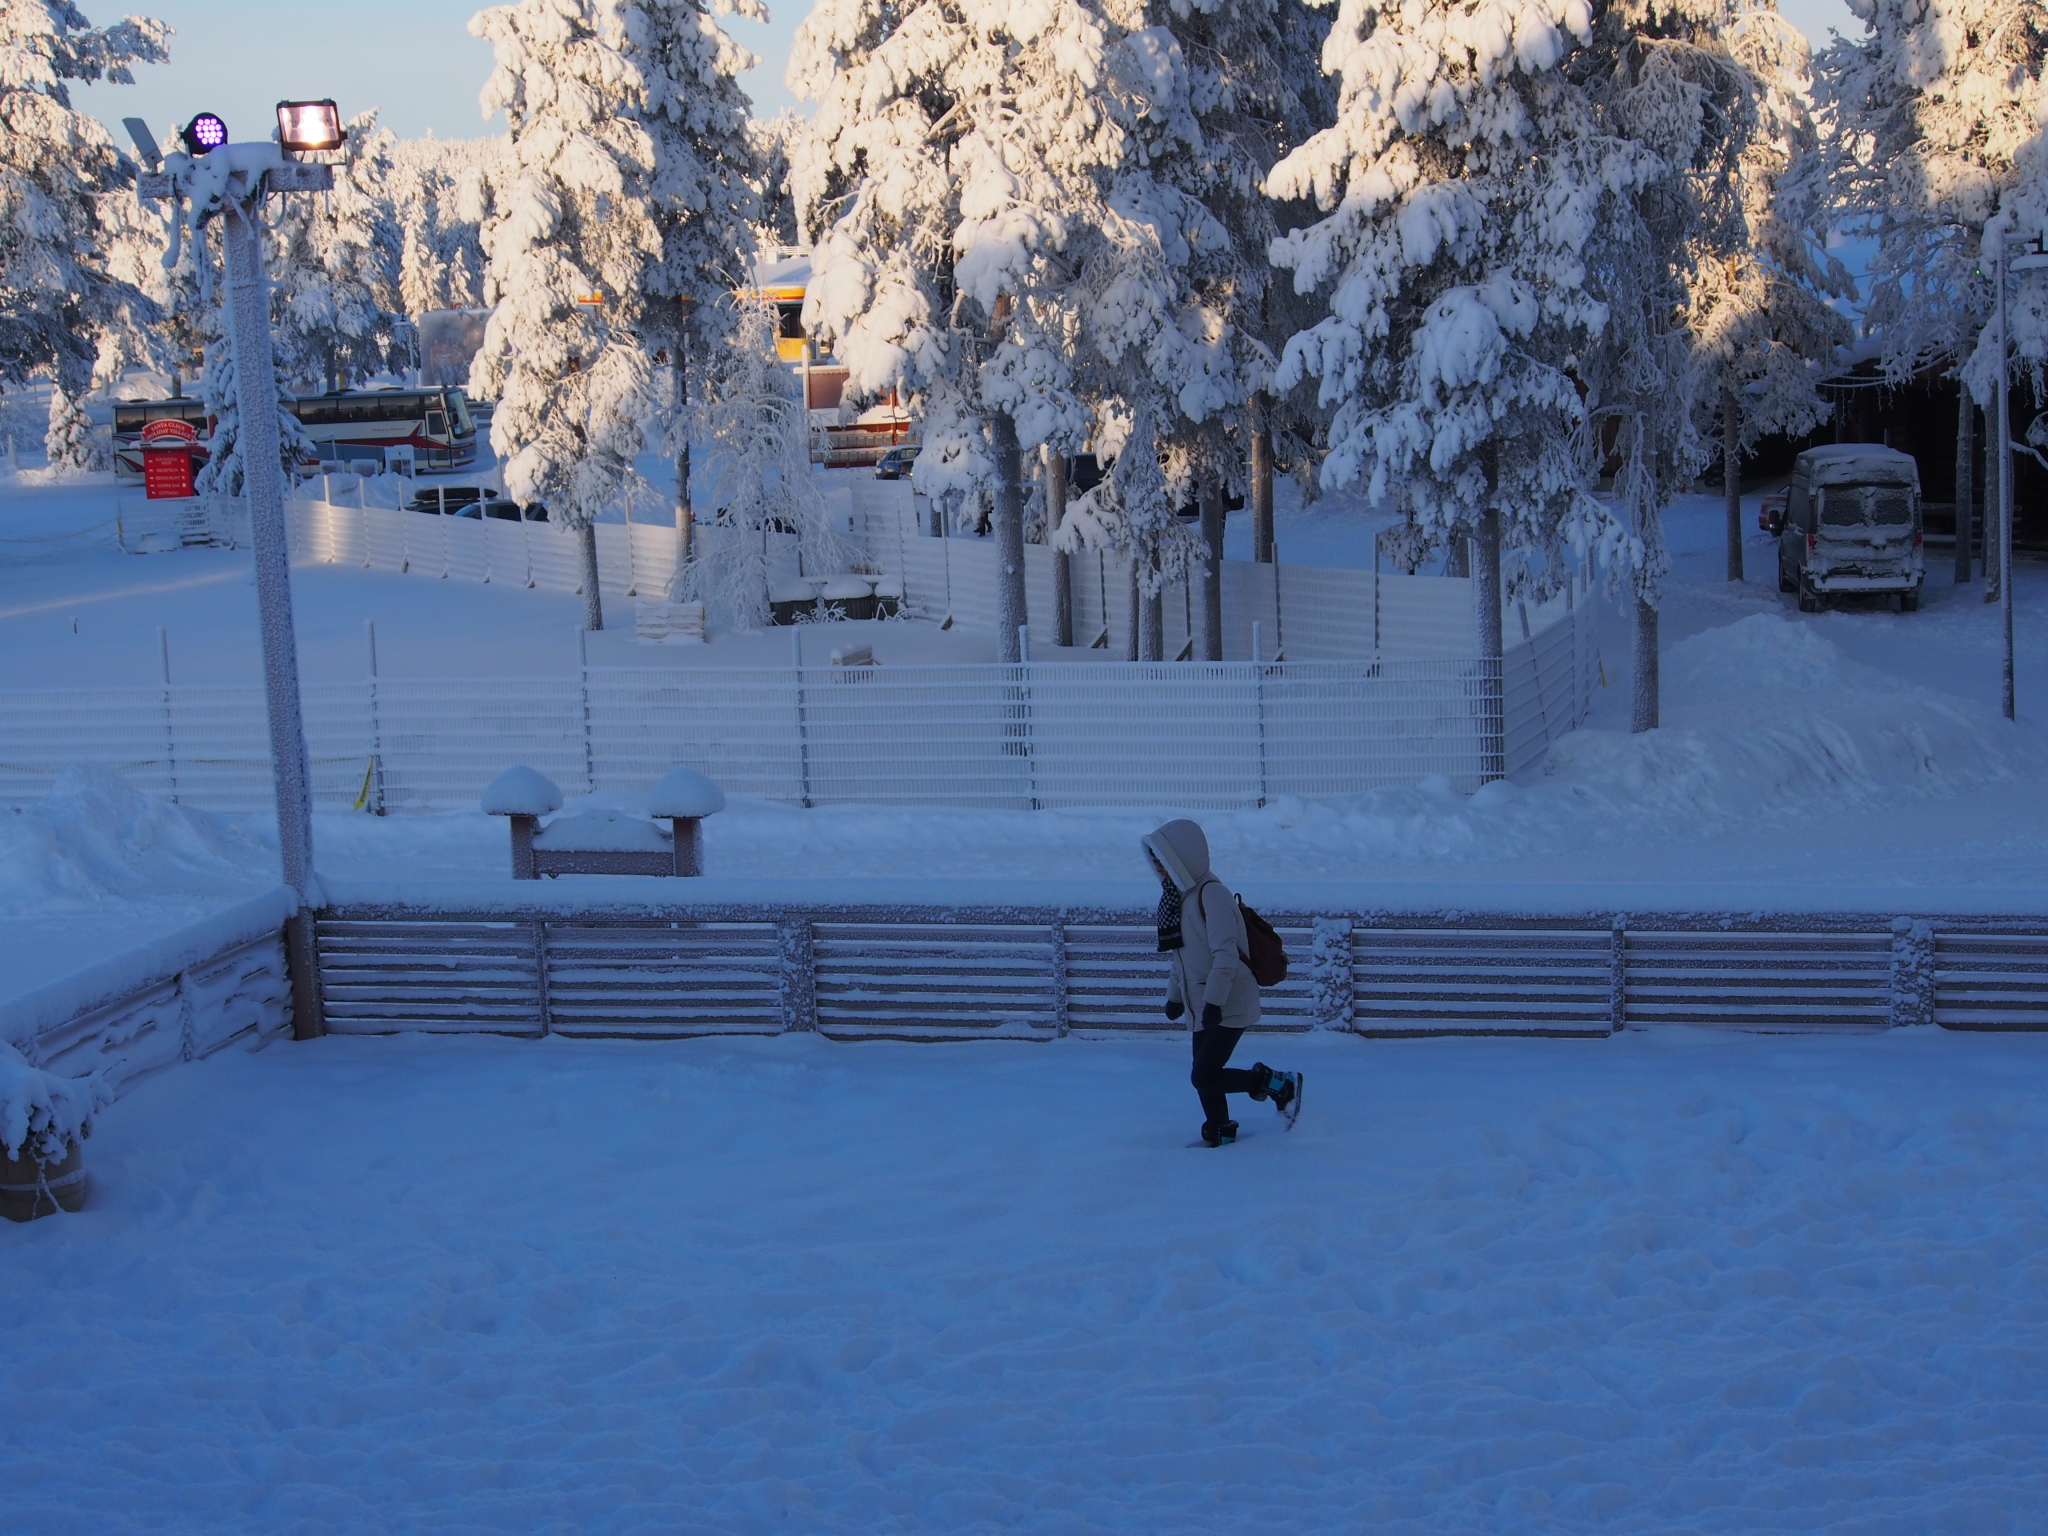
[1,494,1595,814]
[0,608,1594,813]
[284,491,1489,663]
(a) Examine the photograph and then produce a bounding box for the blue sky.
[75,0,1854,153]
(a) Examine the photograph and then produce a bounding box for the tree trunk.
[1985,394,2003,603]
[1955,384,1976,583]
[990,410,1028,662]
[578,520,604,631]
[1631,594,1658,733]
[1126,562,1141,660]
[1473,504,1504,779]
[1444,529,1469,578]
[1198,485,1225,661]
[1724,388,1744,583]
[1046,448,1073,647]
[1251,395,1275,564]
[1140,570,1163,661]
[675,323,693,586]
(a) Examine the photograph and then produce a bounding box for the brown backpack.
[1197,879,1289,988]
[1236,897,1289,987]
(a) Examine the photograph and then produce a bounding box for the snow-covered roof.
[753,250,812,294]
[1797,444,1920,486]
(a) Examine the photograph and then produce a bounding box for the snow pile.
[0,766,274,917]
[7,1030,2047,1530]
[1538,612,2019,830]
[0,1040,107,1162]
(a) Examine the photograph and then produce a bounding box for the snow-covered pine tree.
[268,111,403,393]
[1578,0,1791,730]
[1691,2,1852,582]
[1821,0,2048,598]
[1065,0,1332,659]
[792,0,1120,662]
[682,299,849,625]
[629,0,763,576]
[1267,0,1631,690]
[0,2,170,394]
[43,381,97,471]
[194,327,314,499]
[470,0,760,631]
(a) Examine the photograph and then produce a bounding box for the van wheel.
[1900,586,1922,612]
[1779,566,1794,594]
[1797,579,1823,614]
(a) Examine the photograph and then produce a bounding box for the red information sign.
[142,418,199,500]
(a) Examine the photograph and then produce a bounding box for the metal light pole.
[1991,228,2048,722]
[139,114,339,1036]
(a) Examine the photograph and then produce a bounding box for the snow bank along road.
[6,1029,2047,1533]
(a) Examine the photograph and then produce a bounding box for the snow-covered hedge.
[0,1042,109,1164]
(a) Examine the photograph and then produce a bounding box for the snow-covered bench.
[482,766,725,879]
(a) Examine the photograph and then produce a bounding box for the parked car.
[407,487,547,521]
[1776,444,1925,612]
[1759,488,1789,533]
[874,444,920,480]
[407,486,486,514]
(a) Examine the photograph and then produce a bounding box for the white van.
[1774,444,1924,612]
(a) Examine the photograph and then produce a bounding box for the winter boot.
[1249,1062,1273,1101]
[1200,1119,1239,1147]
[1268,1070,1303,1129]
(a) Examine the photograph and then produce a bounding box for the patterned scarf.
[1156,875,1184,952]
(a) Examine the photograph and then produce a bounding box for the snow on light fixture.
[181,113,228,155]
[275,100,345,153]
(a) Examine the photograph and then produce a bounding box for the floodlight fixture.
[276,100,345,153]
[182,113,228,155]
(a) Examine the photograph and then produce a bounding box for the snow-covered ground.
[7,454,2048,995]
[7,1027,2048,1532]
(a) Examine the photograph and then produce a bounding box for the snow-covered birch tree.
[1690,3,1851,582]
[1579,0,1799,729]
[0,2,170,392]
[470,0,760,631]
[683,299,849,626]
[792,0,1117,663]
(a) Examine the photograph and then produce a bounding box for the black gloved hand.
[1164,998,1184,1020]
[1201,1003,1223,1029]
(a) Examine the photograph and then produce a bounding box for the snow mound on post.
[648,768,725,819]
[0,766,273,916]
[479,766,562,817]
[0,1041,109,1162]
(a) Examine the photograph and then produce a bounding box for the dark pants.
[1190,1025,1262,1126]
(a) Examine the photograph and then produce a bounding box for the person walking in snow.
[1143,818,1301,1146]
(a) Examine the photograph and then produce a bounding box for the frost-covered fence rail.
[308,898,2048,1039]
[2,888,297,1094]
[0,647,1591,813]
[284,492,1582,668]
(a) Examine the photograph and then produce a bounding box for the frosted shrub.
[682,301,850,630]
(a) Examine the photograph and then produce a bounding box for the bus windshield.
[444,389,474,437]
